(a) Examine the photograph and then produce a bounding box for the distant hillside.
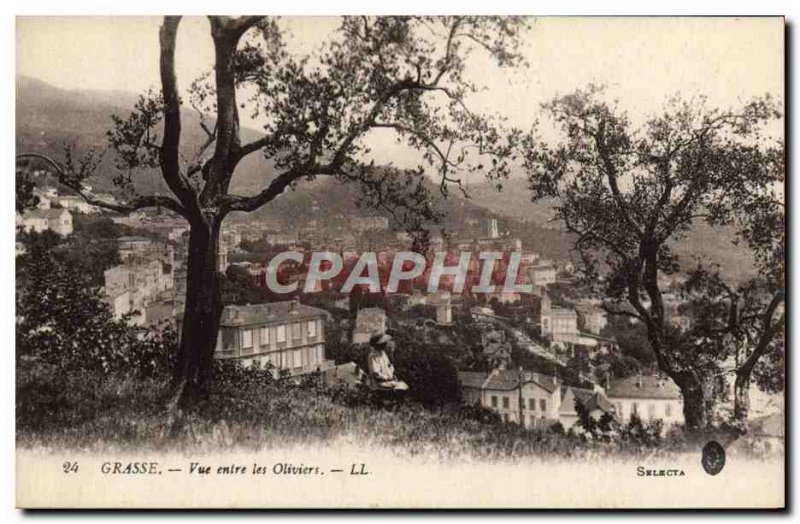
[466,177,562,228]
[467,178,756,282]
[16,75,265,197]
[15,77,504,237]
[16,76,755,281]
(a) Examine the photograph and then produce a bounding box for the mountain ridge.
[17,75,756,281]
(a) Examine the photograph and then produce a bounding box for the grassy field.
[16,364,701,461]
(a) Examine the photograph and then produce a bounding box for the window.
[291,322,302,340]
[293,349,302,368]
[491,396,498,408]
[648,404,656,420]
[632,402,639,415]
[528,398,535,411]
[242,329,253,349]
[307,320,317,338]
[260,326,269,345]
[316,345,325,363]
[665,403,672,417]
[540,399,547,412]
[502,396,510,409]
[276,325,286,343]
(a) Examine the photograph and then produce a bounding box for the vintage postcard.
[15,15,785,509]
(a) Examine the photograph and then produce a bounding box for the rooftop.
[118,236,152,243]
[560,386,615,414]
[549,307,578,318]
[23,208,71,219]
[458,369,559,393]
[605,375,682,400]
[220,300,327,327]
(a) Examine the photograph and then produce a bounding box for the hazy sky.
[16,16,784,175]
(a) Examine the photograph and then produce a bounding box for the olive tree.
[524,86,782,432]
[18,16,526,403]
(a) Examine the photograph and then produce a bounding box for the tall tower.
[483,218,499,239]
[540,291,552,337]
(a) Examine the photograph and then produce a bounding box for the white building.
[32,186,57,209]
[265,232,298,247]
[605,375,684,426]
[559,386,616,430]
[213,300,333,377]
[352,307,387,344]
[530,262,557,287]
[540,293,579,344]
[18,208,73,236]
[482,217,499,239]
[104,256,173,325]
[117,236,154,261]
[577,305,608,335]
[432,291,452,325]
[56,195,96,214]
[459,369,562,429]
[350,216,389,232]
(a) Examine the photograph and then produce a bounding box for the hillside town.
[14,183,783,437]
[13,14,787,512]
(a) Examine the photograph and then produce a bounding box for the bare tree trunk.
[672,372,708,434]
[642,318,709,434]
[171,217,223,405]
[733,370,751,428]
[731,295,785,430]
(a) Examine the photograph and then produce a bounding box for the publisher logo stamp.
[701,441,726,476]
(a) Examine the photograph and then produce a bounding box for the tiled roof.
[560,386,594,411]
[562,385,593,401]
[220,300,327,327]
[457,371,487,390]
[458,369,559,393]
[584,392,615,413]
[605,375,682,400]
[560,386,615,414]
[117,236,152,243]
[24,208,70,219]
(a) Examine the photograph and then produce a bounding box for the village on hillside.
[15,185,784,447]
[15,21,785,508]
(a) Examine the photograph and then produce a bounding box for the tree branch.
[159,16,196,212]
[220,168,313,213]
[738,290,785,376]
[600,302,644,322]
[16,152,188,218]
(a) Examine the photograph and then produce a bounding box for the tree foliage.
[18,16,529,396]
[16,231,175,378]
[524,86,783,430]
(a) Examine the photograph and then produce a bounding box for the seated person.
[365,333,408,391]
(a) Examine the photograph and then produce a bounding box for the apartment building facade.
[459,369,562,429]
[214,300,333,377]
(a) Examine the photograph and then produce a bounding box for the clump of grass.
[18,362,697,459]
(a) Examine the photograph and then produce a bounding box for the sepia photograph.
[12,12,786,509]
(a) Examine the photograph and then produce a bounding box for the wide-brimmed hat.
[369,332,392,347]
